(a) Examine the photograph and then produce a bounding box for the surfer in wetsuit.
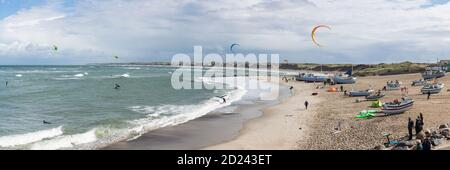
[5,81,8,87]
[43,120,51,124]
[216,95,227,104]
[114,83,121,89]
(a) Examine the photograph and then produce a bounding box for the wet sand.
[205,82,319,150]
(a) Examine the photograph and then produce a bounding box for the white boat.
[333,76,356,84]
[366,93,386,101]
[349,89,374,97]
[411,79,427,86]
[422,70,446,80]
[296,73,329,82]
[421,83,444,94]
[385,81,401,90]
[382,98,414,115]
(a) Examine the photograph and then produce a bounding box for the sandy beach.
[206,81,320,150]
[206,73,450,150]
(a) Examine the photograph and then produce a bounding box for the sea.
[0,65,294,150]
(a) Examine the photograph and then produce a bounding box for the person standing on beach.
[304,101,309,110]
[340,85,343,92]
[415,117,423,135]
[289,86,294,93]
[427,91,431,100]
[408,117,414,140]
[419,113,424,123]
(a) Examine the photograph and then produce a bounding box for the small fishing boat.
[385,81,401,90]
[422,70,446,80]
[382,98,414,115]
[366,93,386,101]
[333,76,357,84]
[296,73,328,82]
[411,79,427,86]
[421,83,444,94]
[349,89,374,97]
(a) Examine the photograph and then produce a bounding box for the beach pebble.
[392,145,409,150]
[439,124,449,129]
[374,145,386,150]
[431,138,444,146]
[439,128,450,137]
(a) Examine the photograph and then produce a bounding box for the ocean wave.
[0,126,63,148]
[29,128,98,150]
[123,77,247,142]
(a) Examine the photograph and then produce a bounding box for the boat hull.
[382,100,414,115]
[333,77,356,84]
[349,91,372,97]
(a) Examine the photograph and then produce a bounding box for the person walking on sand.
[340,85,344,92]
[427,91,431,100]
[304,101,309,110]
[408,117,414,140]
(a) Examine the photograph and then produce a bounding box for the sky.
[1,0,450,65]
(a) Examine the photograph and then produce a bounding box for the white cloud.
[1,0,450,64]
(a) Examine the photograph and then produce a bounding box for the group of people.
[407,113,432,150]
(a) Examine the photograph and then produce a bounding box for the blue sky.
[1,0,450,65]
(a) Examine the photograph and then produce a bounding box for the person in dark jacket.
[415,117,423,134]
[419,113,424,122]
[408,117,414,140]
[422,138,432,150]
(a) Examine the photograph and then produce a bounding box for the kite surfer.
[216,95,227,104]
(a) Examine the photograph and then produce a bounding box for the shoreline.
[205,80,321,150]
[103,77,292,150]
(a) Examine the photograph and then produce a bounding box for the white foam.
[0,126,63,147]
[120,73,130,78]
[124,77,247,139]
[124,67,141,70]
[84,72,89,75]
[74,73,84,77]
[15,74,22,77]
[30,128,97,150]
